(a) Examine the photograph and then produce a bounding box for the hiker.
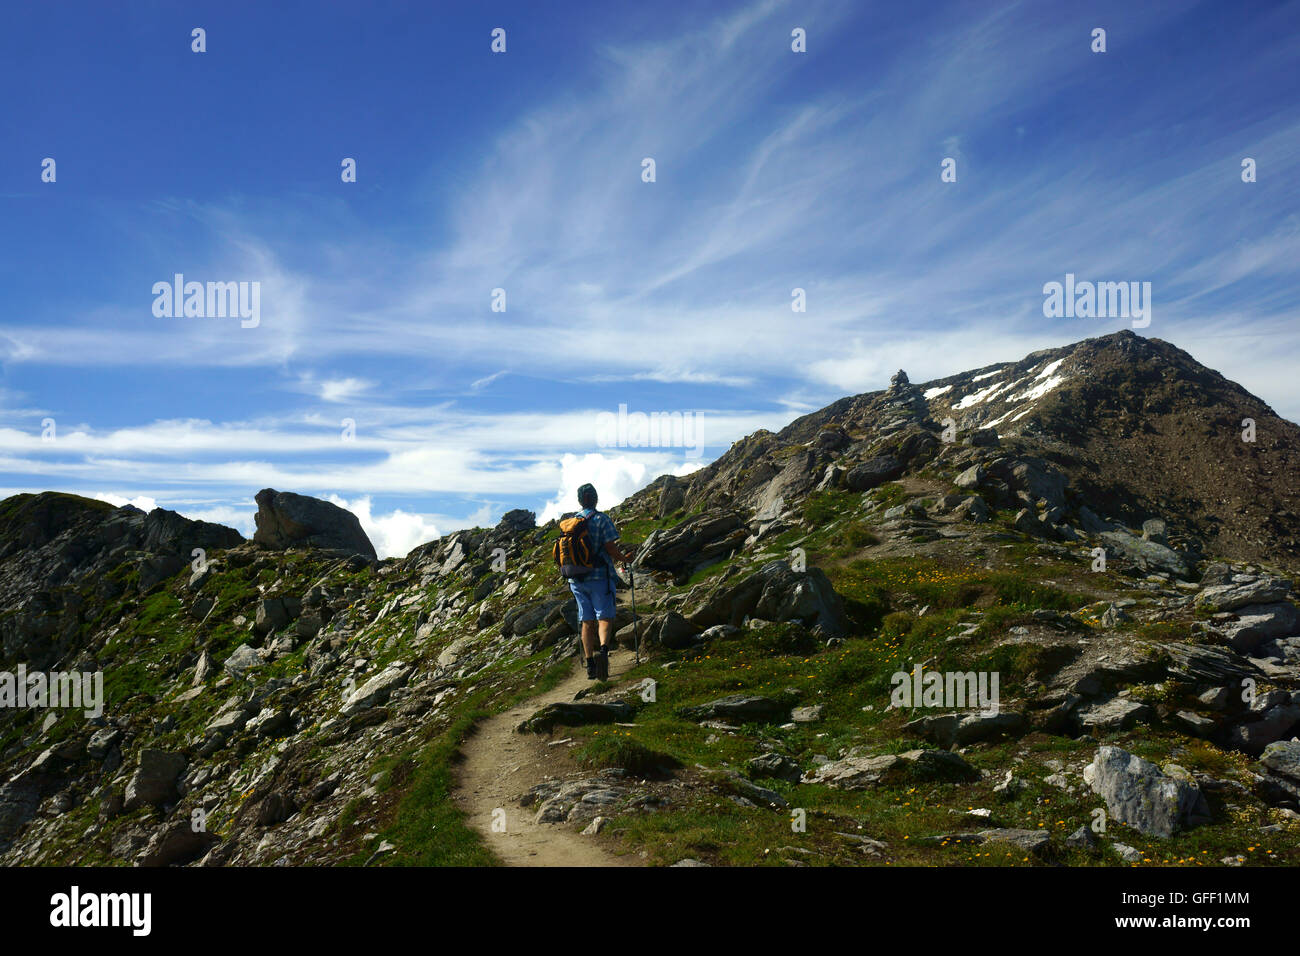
[553,483,633,680]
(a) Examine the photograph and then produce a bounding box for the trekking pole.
[628,564,641,666]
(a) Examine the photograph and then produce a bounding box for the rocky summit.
[1,331,1298,867]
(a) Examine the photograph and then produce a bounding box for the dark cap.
[577,483,598,507]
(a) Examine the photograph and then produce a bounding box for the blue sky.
[2,0,1297,557]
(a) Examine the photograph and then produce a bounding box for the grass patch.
[576,731,680,776]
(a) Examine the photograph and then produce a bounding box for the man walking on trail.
[569,483,632,680]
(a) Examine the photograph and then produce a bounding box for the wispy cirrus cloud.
[1,0,1297,555]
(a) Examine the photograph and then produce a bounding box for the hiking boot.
[596,645,610,680]
[585,656,599,679]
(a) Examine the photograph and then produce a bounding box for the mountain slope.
[1,332,1299,868]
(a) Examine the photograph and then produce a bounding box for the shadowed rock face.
[252,488,377,560]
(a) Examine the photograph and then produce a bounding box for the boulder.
[687,560,849,636]
[657,611,702,650]
[903,711,1027,749]
[1162,642,1261,685]
[681,694,791,724]
[635,510,745,574]
[845,456,905,492]
[252,488,377,560]
[747,753,802,783]
[657,477,686,518]
[86,728,121,760]
[1013,508,1048,538]
[1077,698,1155,734]
[1082,745,1211,837]
[755,450,824,519]
[718,769,788,809]
[1066,825,1101,850]
[1100,530,1190,578]
[495,508,536,535]
[1199,563,1235,588]
[140,507,243,555]
[341,664,411,715]
[955,496,990,523]
[1260,740,1300,782]
[1196,576,1292,612]
[1219,602,1299,653]
[501,599,562,638]
[123,750,187,811]
[814,426,850,452]
[1256,740,1300,806]
[1141,518,1168,544]
[805,749,978,790]
[1077,505,1116,534]
[519,701,635,734]
[815,464,845,492]
[437,636,478,668]
[254,596,302,634]
[136,553,186,591]
[1224,703,1300,755]
[978,828,1051,856]
[223,644,265,679]
[1172,711,1217,737]
[139,820,218,867]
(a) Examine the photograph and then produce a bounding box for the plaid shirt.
[577,508,620,580]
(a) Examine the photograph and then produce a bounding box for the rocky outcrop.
[634,510,746,576]
[805,749,979,790]
[686,560,849,636]
[0,493,244,668]
[252,488,377,560]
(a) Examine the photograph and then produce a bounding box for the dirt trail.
[452,648,641,867]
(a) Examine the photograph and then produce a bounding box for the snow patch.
[954,380,1009,409]
[972,368,1005,382]
[923,385,952,399]
[1034,358,1065,380]
[1013,374,1067,403]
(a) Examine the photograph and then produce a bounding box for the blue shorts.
[569,573,617,622]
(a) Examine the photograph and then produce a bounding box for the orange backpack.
[553,515,597,579]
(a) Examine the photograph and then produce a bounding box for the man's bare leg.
[581,620,599,658]
[598,619,615,650]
